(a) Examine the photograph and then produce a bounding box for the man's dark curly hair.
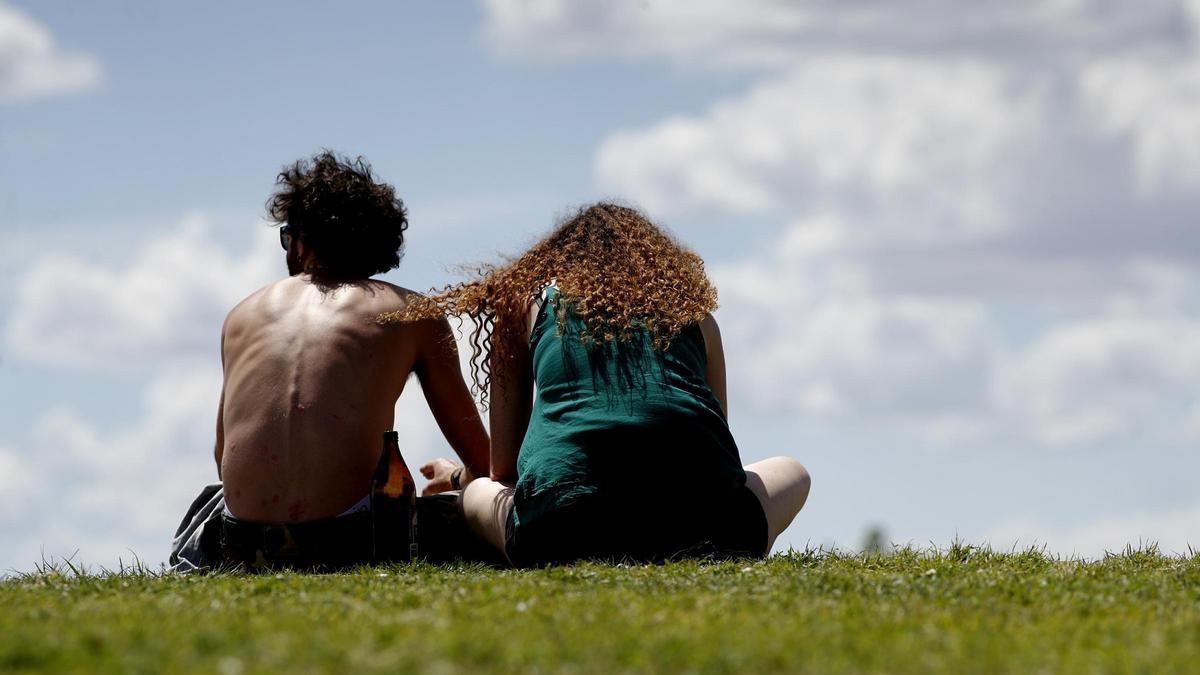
[267,151,408,278]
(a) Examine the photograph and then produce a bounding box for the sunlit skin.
[216,238,488,523]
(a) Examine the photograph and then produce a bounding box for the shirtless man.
[214,151,488,566]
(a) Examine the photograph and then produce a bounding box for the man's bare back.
[217,275,488,523]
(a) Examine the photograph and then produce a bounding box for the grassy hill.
[2,546,1197,673]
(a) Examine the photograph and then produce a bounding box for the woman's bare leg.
[461,477,515,560]
[744,457,812,552]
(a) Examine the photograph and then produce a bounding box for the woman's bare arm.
[699,313,729,418]
[487,307,536,482]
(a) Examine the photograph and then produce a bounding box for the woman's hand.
[419,458,463,496]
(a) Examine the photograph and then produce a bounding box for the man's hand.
[420,458,465,496]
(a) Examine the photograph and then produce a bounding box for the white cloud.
[1187,402,1200,439]
[1,335,483,575]
[483,0,1191,68]
[1080,56,1200,194]
[0,445,36,527]
[542,0,1200,446]
[594,52,1200,260]
[713,211,1200,445]
[713,228,996,426]
[2,367,221,573]
[0,1,101,104]
[987,502,1200,558]
[598,57,1039,242]
[6,215,279,370]
[996,318,1200,445]
[0,215,487,573]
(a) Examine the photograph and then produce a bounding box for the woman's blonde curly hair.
[379,202,717,407]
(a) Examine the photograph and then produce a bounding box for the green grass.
[1,545,1198,674]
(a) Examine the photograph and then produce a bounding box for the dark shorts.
[505,485,768,567]
[220,511,375,571]
[219,496,507,571]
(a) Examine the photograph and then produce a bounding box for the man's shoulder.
[358,280,433,312]
[225,280,284,322]
[222,278,305,338]
[223,277,432,330]
[365,279,419,298]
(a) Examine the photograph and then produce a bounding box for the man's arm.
[214,387,225,479]
[214,318,228,479]
[414,317,491,481]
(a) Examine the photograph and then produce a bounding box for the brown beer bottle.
[371,431,416,562]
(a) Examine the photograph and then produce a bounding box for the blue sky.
[2,1,1199,573]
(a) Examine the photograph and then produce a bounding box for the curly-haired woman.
[386,203,811,565]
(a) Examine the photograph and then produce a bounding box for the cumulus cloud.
[996,318,1200,445]
[0,215,485,572]
[0,367,465,574]
[1,367,221,573]
[6,215,279,370]
[1,215,276,570]
[1080,56,1200,194]
[483,0,1191,68]
[709,207,1200,446]
[0,360,480,574]
[986,502,1200,558]
[0,445,36,528]
[594,55,1200,259]
[0,1,101,104]
[597,57,1040,240]
[483,0,1200,446]
[713,218,996,431]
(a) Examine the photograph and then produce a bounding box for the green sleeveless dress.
[509,288,763,563]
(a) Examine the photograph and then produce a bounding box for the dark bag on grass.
[168,483,225,572]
